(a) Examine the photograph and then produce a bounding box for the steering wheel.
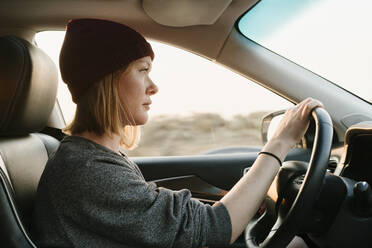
[245,107,333,248]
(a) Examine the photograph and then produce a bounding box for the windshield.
[238,0,372,103]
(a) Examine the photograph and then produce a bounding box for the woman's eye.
[140,68,149,72]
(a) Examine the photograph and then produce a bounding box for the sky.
[239,0,372,102]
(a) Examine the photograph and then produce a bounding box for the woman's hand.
[222,98,323,244]
[264,98,323,160]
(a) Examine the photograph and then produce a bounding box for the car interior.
[1,0,372,247]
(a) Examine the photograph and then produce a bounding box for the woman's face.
[117,56,158,126]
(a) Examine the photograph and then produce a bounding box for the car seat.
[0,35,60,247]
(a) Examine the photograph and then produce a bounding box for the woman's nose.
[147,79,158,95]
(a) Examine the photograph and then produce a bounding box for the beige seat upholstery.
[0,35,59,247]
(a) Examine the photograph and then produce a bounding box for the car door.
[134,148,312,204]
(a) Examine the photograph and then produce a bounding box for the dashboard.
[309,121,372,248]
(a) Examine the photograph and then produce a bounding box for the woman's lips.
[143,101,151,110]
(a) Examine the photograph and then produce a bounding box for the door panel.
[153,175,227,203]
[133,148,311,198]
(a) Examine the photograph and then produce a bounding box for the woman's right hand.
[222,98,323,244]
[221,98,323,244]
[264,98,323,159]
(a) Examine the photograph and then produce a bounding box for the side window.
[36,31,292,156]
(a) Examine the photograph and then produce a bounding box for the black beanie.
[59,18,154,103]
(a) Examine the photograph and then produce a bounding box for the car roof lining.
[0,0,257,59]
[142,0,232,27]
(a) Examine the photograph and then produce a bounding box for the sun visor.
[142,0,232,27]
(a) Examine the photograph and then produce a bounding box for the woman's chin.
[134,115,149,126]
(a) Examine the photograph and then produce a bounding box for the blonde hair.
[63,65,140,150]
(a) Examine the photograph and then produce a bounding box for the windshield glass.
[238,0,372,103]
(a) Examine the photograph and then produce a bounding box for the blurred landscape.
[127,111,269,156]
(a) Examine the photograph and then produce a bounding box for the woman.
[31,18,321,247]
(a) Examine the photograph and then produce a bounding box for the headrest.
[0,36,58,136]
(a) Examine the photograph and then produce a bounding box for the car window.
[238,0,372,104]
[36,31,292,156]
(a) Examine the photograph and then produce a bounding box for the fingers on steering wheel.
[299,98,323,120]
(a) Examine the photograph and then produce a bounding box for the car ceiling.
[0,0,258,60]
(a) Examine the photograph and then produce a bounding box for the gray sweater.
[31,136,232,248]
